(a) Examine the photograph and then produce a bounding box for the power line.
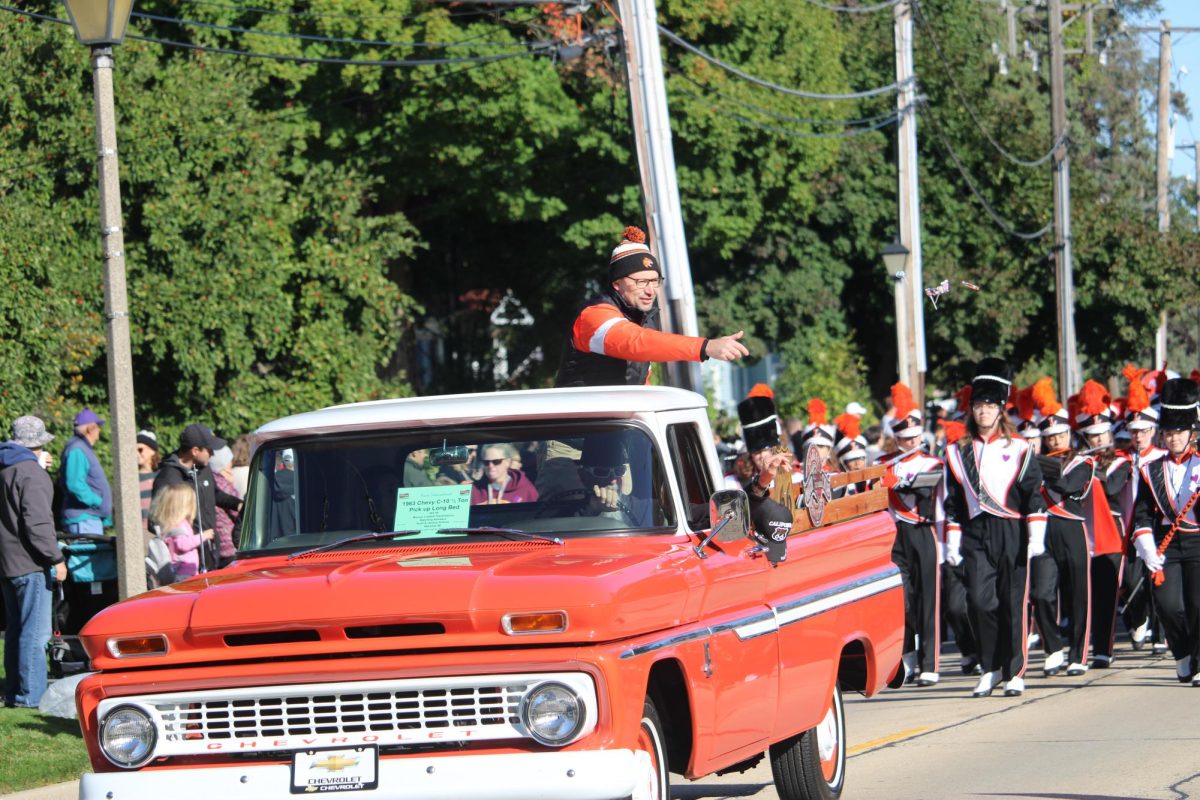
[673,87,900,138]
[131,10,533,48]
[0,5,557,67]
[920,102,1052,240]
[795,0,902,12]
[658,25,902,101]
[668,67,897,127]
[913,2,1061,167]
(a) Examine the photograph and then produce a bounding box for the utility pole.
[1154,20,1172,368]
[617,0,701,392]
[1048,0,1080,399]
[894,0,926,406]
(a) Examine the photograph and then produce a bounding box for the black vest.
[554,292,661,387]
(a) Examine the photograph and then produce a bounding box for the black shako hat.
[1158,378,1199,431]
[970,357,1014,407]
[737,395,781,454]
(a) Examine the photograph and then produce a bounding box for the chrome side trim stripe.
[775,568,903,628]
[619,567,902,659]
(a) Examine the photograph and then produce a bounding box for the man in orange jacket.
[555,225,749,387]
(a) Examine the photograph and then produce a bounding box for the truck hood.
[81,541,699,669]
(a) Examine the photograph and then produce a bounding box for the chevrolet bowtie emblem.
[313,755,360,772]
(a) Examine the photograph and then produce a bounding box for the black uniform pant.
[942,560,978,662]
[1090,552,1123,659]
[963,515,1029,680]
[1122,553,1156,639]
[891,521,940,673]
[1030,516,1091,666]
[1151,530,1200,665]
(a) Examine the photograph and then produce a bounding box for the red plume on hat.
[890,382,917,421]
[834,412,861,441]
[746,383,774,400]
[807,398,828,426]
[1014,385,1036,423]
[1031,377,1061,416]
[953,384,972,414]
[1190,370,1200,385]
[943,419,967,444]
[1078,380,1111,417]
[1124,364,1150,413]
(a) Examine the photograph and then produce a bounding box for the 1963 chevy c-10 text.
[75,386,902,800]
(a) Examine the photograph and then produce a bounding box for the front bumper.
[79,749,652,800]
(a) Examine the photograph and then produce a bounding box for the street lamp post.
[881,240,912,391]
[61,0,145,598]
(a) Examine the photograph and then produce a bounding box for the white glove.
[944,528,963,566]
[1027,518,1047,559]
[1134,533,1164,573]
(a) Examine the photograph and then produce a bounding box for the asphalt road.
[677,643,1200,800]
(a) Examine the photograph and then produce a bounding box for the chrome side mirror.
[694,489,751,558]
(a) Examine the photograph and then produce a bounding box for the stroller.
[49,533,119,677]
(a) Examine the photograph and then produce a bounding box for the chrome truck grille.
[96,672,597,759]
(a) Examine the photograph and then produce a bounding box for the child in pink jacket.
[149,483,213,580]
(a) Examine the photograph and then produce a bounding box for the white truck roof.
[255,386,708,441]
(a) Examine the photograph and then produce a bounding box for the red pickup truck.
[75,386,902,800]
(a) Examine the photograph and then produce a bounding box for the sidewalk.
[2,781,78,800]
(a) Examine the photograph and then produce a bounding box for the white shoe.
[1004,676,1025,696]
[1193,674,1200,687]
[902,651,919,684]
[1091,654,1112,669]
[1066,663,1087,676]
[916,672,939,686]
[1153,642,1169,654]
[972,670,1002,697]
[1177,657,1194,683]
[1130,620,1150,645]
[1043,650,1065,676]
[1027,632,1041,649]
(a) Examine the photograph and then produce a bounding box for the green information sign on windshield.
[394,485,472,535]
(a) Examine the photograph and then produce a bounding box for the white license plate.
[291,746,379,794]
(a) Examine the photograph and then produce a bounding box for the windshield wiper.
[289,530,422,560]
[436,527,564,545]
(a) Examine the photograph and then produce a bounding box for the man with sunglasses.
[555,225,749,388]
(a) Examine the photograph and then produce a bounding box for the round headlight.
[100,704,157,768]
[520,681,585,746]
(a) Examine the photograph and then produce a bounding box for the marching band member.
[1121,365,1166,649]
[1075,381,1132,669]
[834,411,871,495]
[884,383,945,686]
[944,358,1047,697]
[1013,383,1042,452]
[737,392,788,495]
[1030,379,1095,678]
[1129,377,1200,686]
[939,418,981,675]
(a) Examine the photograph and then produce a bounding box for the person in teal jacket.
[58,408,112,535]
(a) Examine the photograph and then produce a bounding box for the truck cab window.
[667,423,715,532]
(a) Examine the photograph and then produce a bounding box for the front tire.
[633,698,670,800]
[770,684,846,800]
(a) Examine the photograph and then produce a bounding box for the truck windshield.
[240,423,678,554]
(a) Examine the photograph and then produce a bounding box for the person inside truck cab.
[469,444,539,505]
[554,225,749,387]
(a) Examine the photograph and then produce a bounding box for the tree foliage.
[1,0,1196,447]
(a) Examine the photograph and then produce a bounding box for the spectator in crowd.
[136,430,160,534]
[404,448,433,487]
[153,424,241,572]
[230,435,253,497]
[58,408,112,535]
[0,416,66,708]
[208,445,242,568]
[150,483,211,581]
[471,444,539,504]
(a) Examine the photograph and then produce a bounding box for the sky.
[1153,0,1199,180]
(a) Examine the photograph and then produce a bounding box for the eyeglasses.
[581,464,627,480]
[626,277,664,290]
[482,458,508,466]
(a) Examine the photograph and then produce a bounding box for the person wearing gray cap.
[0,416,66,708]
